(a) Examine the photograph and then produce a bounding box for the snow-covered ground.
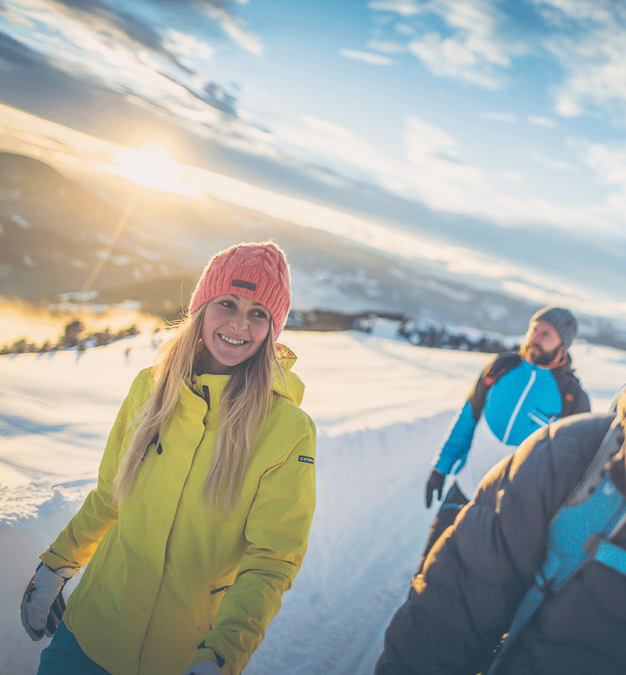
[1,324,625,675]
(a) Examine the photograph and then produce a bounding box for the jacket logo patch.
[299,455,314,464]
[232,279,256,291]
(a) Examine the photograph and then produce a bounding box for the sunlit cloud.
[503,278,626,320]
[503,171,525,182]
[339,48,396,65]
[94,144,202,198]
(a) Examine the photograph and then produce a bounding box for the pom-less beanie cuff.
[530,306,578,350]
[189,242,291,338]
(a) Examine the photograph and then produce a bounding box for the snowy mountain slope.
[0,328,625,675]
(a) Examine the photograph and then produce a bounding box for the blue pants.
[38,622,112,675]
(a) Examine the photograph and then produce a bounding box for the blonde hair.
[112,304,278,516]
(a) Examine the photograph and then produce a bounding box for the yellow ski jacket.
[41,345,316,675]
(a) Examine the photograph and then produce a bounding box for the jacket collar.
[183,343,305,409]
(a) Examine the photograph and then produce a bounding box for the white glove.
[21,563,81,641]
[181,660,222,675]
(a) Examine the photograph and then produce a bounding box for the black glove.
[425,469,445,508]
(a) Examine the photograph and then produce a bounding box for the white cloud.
[395,23,415,35]
[164,29,215,61]
[403,0,525,88]
[367,0,424,17]
[549,32,626,117]
[503,171,525,182]
[204,5,263,56]
[583,142,626,191]
[531,1,626,116]
[339,49,395,65]
[479,111,518,122]
[527,115,556,127]
[275,115,399,182]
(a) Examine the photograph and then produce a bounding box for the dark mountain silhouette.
[0,151,196,302]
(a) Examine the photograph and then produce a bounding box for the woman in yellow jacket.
[21,241,316,675]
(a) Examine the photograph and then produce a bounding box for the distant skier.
[375,388,626,675]
[419,306,589,570]
[20,242,316,675]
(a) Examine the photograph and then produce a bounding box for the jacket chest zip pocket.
[141,433,163,460]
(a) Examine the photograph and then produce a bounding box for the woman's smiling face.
[201,294,271,374]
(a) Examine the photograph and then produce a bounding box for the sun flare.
[106,144,200,198]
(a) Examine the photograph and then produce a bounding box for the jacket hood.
[188,343,305,408]
[273,343,305,407]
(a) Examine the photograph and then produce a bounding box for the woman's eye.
[252,310,269,320]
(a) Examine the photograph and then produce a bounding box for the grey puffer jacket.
[375,392,626,675]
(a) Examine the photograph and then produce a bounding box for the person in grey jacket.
[375,389,626,675]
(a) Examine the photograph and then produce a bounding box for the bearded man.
[418,306,590,570]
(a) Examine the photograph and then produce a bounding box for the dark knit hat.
[189,241,291,337]
[530,306,578,350]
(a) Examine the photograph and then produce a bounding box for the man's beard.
[525,341,562,366]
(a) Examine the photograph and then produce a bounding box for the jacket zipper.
[503,369,536,444]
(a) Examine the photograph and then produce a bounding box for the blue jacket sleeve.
[432,400,476,475]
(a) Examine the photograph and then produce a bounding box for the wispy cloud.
[0,0,263,138]
[531,151,579,172]
[339,48,396,65]
[527,114,556,127]
[369,0,526,88]
[532,0,626,116]
[479,111,518,122]
[582,141,626,217]
[367,0,424,18]
[366,39,405,53]
[201,4,263,56]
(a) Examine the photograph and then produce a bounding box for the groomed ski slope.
[1,325,624,675]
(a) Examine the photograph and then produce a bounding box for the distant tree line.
[354,314,518,354]
[1,311,519,357]
[0,319,140,355]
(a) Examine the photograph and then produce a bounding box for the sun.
[107,144,200,197]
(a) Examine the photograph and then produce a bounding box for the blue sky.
[0,0,624,310]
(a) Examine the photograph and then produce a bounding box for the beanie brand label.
[232,279,257,291]
[299,455,314,464]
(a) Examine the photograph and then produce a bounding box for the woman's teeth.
[220,334,245,345]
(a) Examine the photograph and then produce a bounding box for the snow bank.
[1,329,624,674]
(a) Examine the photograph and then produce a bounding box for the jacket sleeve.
[376,414,609,675]
[432,400,476,475]
[432,354,519,475]
[40,370,146,570]
[191,417,316,675]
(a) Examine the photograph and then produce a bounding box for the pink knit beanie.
[189,241,291,337]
